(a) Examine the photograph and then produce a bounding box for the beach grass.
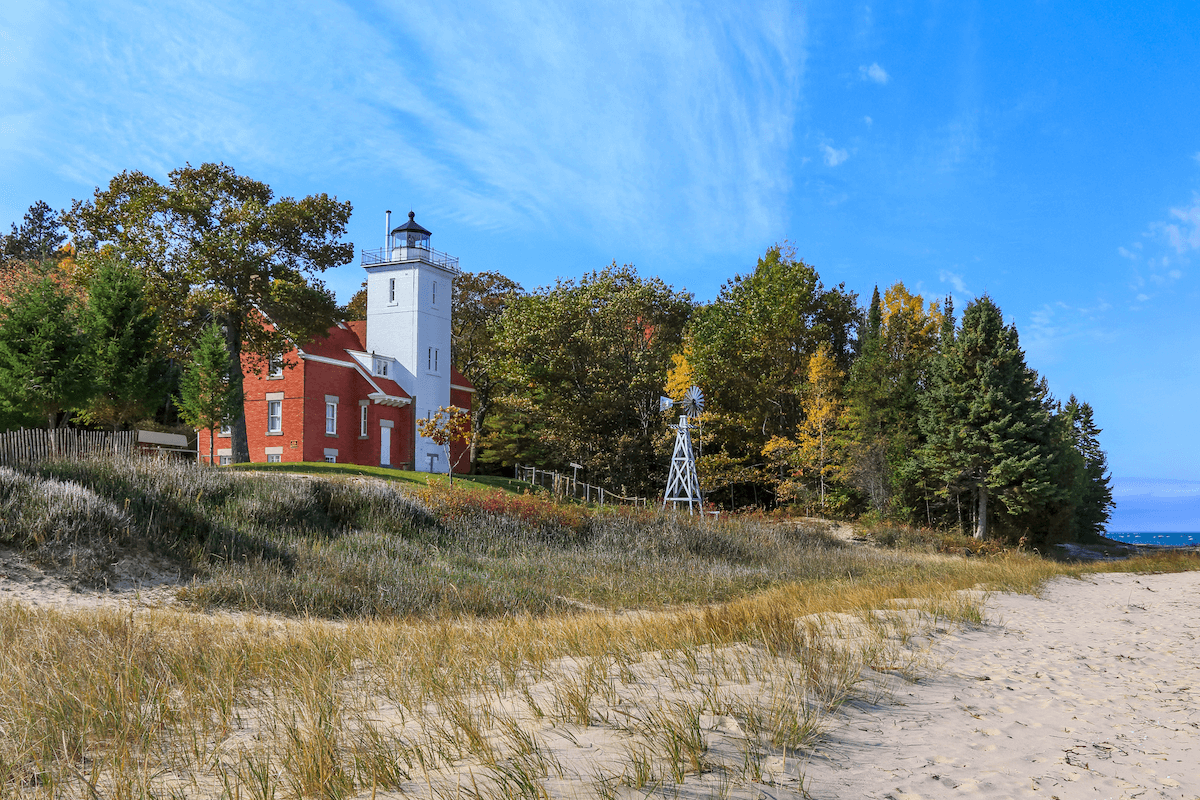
[1,457,1198,798]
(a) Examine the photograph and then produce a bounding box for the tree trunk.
[223,314,251,464]
[975,483,988,540]
[209,426,216,465]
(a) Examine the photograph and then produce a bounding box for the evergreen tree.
[78,258,166,430]
[178,323,237,465]
[919,295,1057,539]
[843,283,941,517]
[0,276,91,442]
[2,201,67,264]
[1064,396,1114,539]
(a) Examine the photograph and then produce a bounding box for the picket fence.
[0,428,138,466]
[514,464,650,508]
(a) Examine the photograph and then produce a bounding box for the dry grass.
[3,458,1199,798]
[4,548,1198,798]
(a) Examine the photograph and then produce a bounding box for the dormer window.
[373,357,389,377]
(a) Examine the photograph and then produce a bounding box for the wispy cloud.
[1160,193,1200,254]
[821,144,849,167]
[1120,190,1198,303]
[859,62,889,84]
[938,269,969,297]
[1,0,807,256]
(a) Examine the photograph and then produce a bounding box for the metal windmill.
[660,386,705,513]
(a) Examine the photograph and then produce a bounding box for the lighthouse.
[362,211,460,472]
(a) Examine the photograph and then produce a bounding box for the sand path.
[804,571,1200,799]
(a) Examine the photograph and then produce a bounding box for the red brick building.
[199,320,474,470]
[199,211,475,472]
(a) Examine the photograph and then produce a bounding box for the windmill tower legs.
[663,414,702,514]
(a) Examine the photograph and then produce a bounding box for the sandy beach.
[804,570,1200,799]
[3,544,1199,800]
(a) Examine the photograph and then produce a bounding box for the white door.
[380,425,391,466]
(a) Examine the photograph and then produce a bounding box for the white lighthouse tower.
[362,210,459,472]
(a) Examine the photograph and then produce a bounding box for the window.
[432,280,437,304]
[219,456,232,466]
[389,277,395,303]
[267,400,282,433]
[323,448,338,463]
[268,354,283,378]
[427,347,439,372]
[218,422,231,437]
[360,403,368,437]
[374,357,388,377]
[267,453,281,463]
[326,402,337,434]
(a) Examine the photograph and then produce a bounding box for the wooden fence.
[515,464,650,508]
[0,428,139,466]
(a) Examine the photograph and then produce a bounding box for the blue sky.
[3,2,1199,521]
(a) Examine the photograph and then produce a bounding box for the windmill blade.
[681,385,705,417]
[659,395,675,412]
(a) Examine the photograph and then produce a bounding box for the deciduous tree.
[490,264,692,494]
[451,270,523,470]
[686,244,857,500]
[417,405,473,484]
[67,163,352,462]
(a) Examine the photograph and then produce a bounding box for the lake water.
[1107,531,1200,547]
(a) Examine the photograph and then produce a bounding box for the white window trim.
[359,401,369,438]
[267,399,282,433]
[325,401,337,435]
[323,447,338,464]
[388,277,396,304]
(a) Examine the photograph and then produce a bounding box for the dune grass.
[2,456,1198,798]
[228,460,528,494]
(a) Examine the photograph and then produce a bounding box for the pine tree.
[0,276,91,444]
[919,296,1057,539]
[78,258,165,430]
[178,323,237,464]
[1064,396,1114,539]
[843,283,941,517]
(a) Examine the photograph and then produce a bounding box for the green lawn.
[227,460,528,493]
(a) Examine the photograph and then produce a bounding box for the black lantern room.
[390,211,431,251]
